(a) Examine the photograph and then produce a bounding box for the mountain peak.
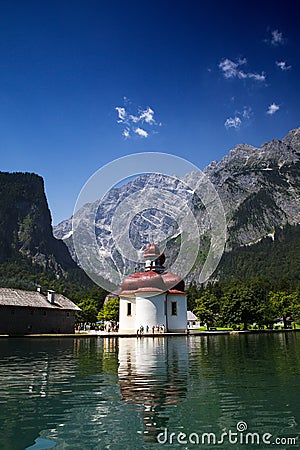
[282,126,300,151]
[205,127,299,177]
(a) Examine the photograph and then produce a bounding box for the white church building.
[118,243,187,334]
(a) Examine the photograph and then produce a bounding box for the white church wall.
[119,296,136,333]
[119,292,187,333]
[167,294,187,332]
[135,293,166,330]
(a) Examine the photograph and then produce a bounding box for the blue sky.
[0,0,299,225]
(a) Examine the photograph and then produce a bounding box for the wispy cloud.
[219,58,247,79]
[224,106,253,130]
[271,29,284,46]
[219,58,266,81]
[247,73,266,81]
[276,61,291,71]
[115,107,126,122]
[267,103,280,115]
[241,106,252,119]
[224,117,242,130]
[115,99,160,139]
[138,107,156,124]
[264,29,285,46]
[122,128,130,139]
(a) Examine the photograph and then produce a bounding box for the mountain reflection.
[118,337,188,442]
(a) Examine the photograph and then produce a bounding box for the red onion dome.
[162,272,185,292]
[119,272,139,294]
[144,243,161,260]
[120,270,168,294]
[134,270,167,292]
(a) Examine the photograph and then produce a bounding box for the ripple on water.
[0,335,299,449]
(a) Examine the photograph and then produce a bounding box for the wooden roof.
[0,288,81,311]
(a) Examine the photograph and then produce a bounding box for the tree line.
[187,278,300,330]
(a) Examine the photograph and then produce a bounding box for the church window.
[171,301,177,316]
[127,302,132,316]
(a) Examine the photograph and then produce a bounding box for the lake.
[0,333,299,449]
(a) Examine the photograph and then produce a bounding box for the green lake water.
[0,333,299,449]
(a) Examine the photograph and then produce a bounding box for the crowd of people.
[76,322,168,335]
[136,324,165,336]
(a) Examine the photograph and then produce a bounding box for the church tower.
[118,243,187,334]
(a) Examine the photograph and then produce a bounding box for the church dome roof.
[119,242,185,296]
[144,242,161,259]
[120,270,185,295]
[162,272,185,292]
[120,270,166,295]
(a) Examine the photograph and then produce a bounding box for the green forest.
[187,278,300,330]
[218,224,300,282]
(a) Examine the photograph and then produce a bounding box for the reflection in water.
[186,333,300,444]
[118,337,188,442]
[0,337,120,450]
[0,334,299,449]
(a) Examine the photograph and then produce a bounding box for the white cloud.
[224,105,253,130]
[219,58,265,81]
[271,29,284,46]
[130,107,156,125]
[248,72,266,81]
[134,127,148,138]
[219,58,247,79]
[115,100,160,139]
[264,29,285,46]
[267,103,280,115]
[129,114,139,123]
[140,107,155,124]
[276,61,291,71]
[122,128,130,139]
[115,107,126,122]
[224,117,242,129]
[242,106,252,119]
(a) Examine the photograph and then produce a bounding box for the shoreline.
[0,329,299,338]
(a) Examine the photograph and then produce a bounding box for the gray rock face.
[203,127,300,247]
[55,174,201,288]
[53,127,300,282]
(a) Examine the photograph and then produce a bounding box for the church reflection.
[0,336,188,449]
[118,336,189,442]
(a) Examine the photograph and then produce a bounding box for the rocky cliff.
[0,172,77,276]
[203,127,300,248]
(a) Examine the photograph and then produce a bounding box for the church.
[118,243,187,334]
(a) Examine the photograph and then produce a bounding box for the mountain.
[217,223,300,282]
[0,172,76,273]
[203,127,300,248]
[0,172,105,302]
[54,127,300,284]
[54,173,200,289]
